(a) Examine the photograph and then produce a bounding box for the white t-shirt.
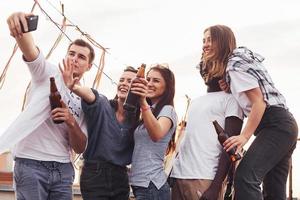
[171,91,243,180]
[12,52,87,163]
[228,70,259,116]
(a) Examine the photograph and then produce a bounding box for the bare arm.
[51,100,87,153]
[240,87,266,140]
[141,106,173,142]
[131,79,173,142]
[7,12,39,61]
[224,87,266,151]
[72,85,96,104]
[65,117,87,154]
[200,116,243,200]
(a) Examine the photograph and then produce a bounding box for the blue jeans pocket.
[13,160,34,186]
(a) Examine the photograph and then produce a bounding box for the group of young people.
[5,11,298,200]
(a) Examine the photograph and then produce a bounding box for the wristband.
[140,105,150,112]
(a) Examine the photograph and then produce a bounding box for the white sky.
[1,0,300,197]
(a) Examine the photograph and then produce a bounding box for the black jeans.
[80,160,129,200]
[234,106,298,200]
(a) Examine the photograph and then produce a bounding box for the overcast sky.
[1,0,300,196]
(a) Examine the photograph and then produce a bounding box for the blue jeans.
[132,181,170,200]
[80,160,129,200]
[234,106,298,200]
[14,158,74,200]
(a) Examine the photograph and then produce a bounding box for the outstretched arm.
[200,116,243,200]
[72,85,96,104]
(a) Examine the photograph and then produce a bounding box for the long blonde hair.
[201,25,236,82]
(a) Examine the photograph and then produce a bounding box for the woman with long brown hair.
[129,64,177,200]
[204,25,298,200]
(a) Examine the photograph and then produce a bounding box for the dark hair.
[145,64,176,155]
[109,65,138,110]
[68,39,95,64]
[110,66,140,130]
[146,64,175,116]
[124,66,138,73]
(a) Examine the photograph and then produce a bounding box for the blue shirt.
[130,105,177,189]
[82,89,134,166]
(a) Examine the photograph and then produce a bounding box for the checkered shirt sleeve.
[226,47,287,109]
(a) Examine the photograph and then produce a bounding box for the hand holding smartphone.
[21,15,38,33]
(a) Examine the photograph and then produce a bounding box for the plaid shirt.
[226,47,287,109]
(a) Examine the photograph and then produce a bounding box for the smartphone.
[21,15,38,33]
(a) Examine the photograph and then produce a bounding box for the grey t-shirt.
[130,105,177,189]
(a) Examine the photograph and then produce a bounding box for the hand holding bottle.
[49,77,63,124]
[212,120,242,162]
[130,78,148,100]
[123,64,146,111]
[223,134,248,153]
[51,99,76,126]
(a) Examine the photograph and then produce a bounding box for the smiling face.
[117,70,137,102]
[202,25,237,63]
[202,29,214,58]
[66,44,92,78]
[146,69,166,104]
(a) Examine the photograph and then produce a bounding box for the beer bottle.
[123,64,146,112]
[49,77,64,124]
[212,120,241,162]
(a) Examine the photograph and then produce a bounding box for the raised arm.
[7,12,39,61]
[142,106,173,142]
[131,79,173,142]
[59,58,96,103]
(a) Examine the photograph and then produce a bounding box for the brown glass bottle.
[49,77,64,124]
[123,64,146,112]
[212,120,241,162]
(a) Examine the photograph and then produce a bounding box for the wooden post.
[288,157,292,200]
